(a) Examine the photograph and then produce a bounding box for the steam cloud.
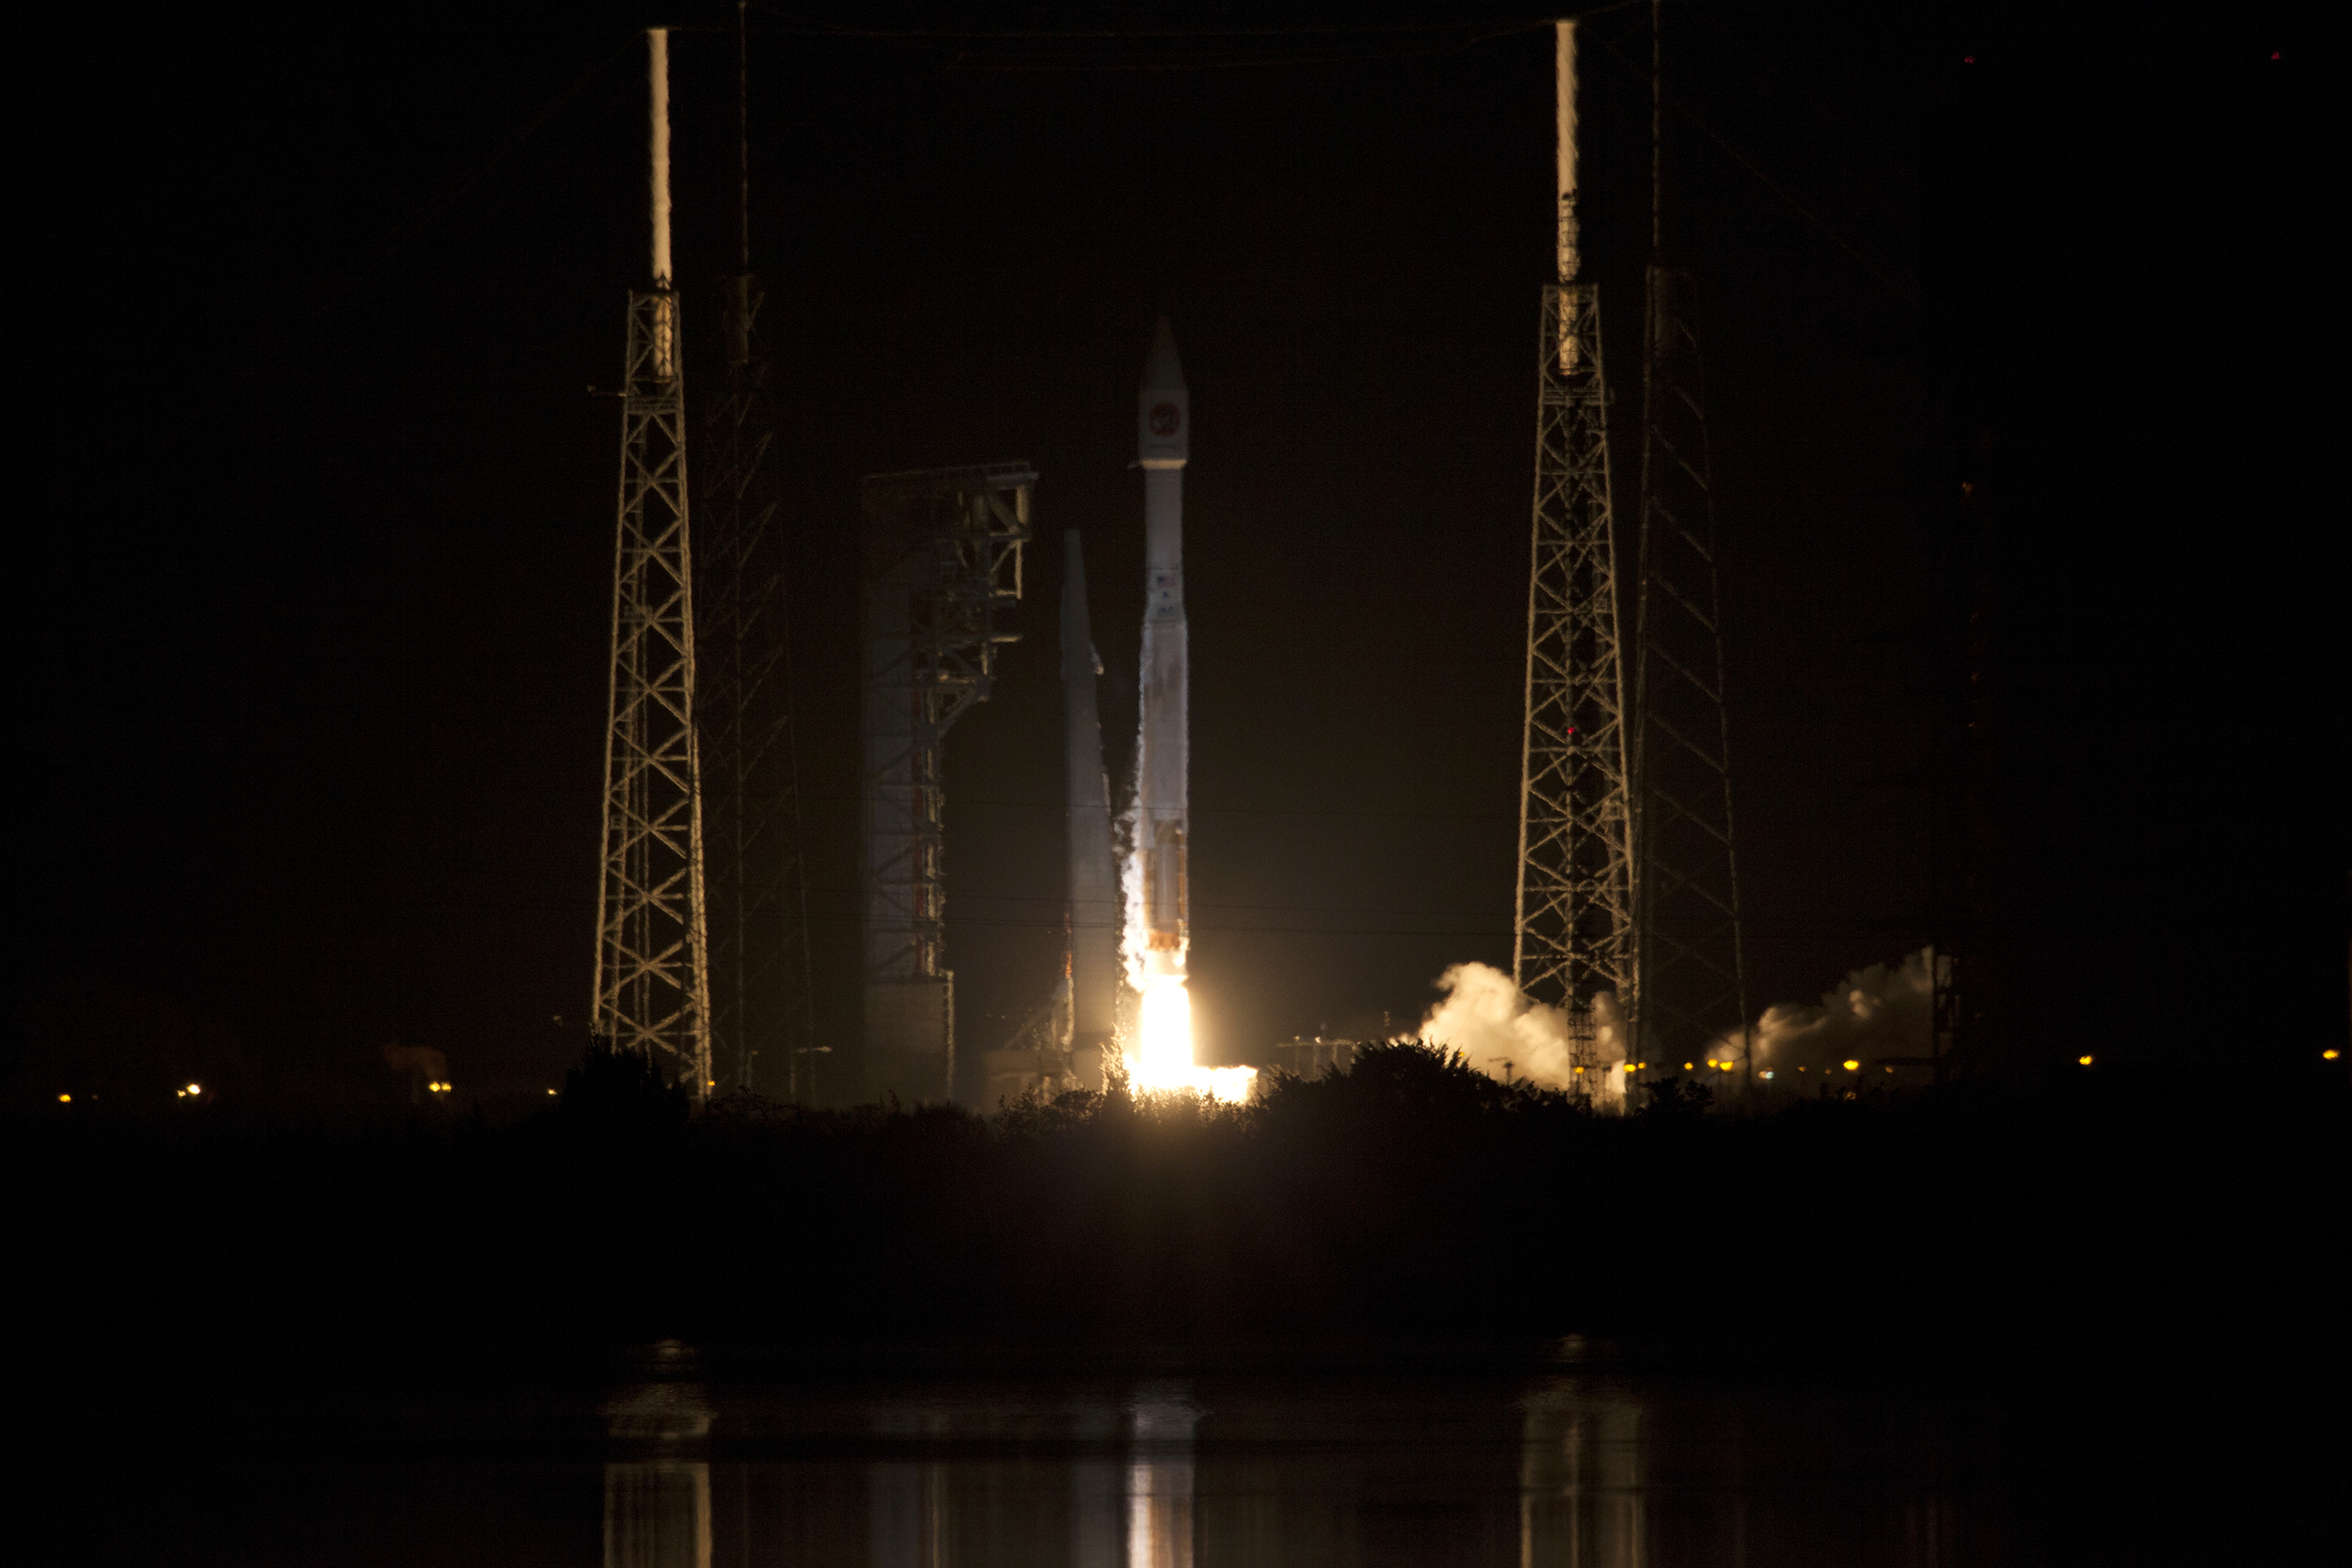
[1410,961,1628,1103]
[1410,947,1936,1096]
[1729,948,1933,1073]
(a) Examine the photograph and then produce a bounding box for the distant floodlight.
[1760,1071,1774,1081]
[186,1083,201,1094]
[2077,1054,2094,1067]
[1842,1060,1859,1071]
[57,1093,71,1103]
[2325,1049,2341,1061]
[546,1088,557,1096]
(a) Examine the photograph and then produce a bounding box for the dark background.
[15,1,2341,1108]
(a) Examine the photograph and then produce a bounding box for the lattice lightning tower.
[1515,20,1638,1059]
[1629,0,1749,1076]
[699,1,816,1099]
[592,28,713,1099]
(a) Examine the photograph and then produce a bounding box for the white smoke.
[1409,961,1628,1104]
[1728,948,1933,1076]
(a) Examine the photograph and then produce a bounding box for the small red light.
[1963,55,1975,64]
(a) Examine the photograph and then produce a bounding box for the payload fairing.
[1136,318,1190,980]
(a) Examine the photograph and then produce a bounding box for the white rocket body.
[1136,319,1189,980]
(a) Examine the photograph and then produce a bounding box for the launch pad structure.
[579,15,1750,1110]
[1514,20,1639,1082]
[1516,9,1752,1096]
[592,29,713,1101]
[1628,0,1749,1076]
[859,464,1035,1104]
[697,0,817,1101]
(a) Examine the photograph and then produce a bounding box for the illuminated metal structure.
[859,464,1033,1102]
[592,28,712,1100]
[1514,20,1638,1072]
[1629,0,1748,1078]
[698,1,816,1099]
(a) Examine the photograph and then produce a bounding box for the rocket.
[1136,318,1190,979]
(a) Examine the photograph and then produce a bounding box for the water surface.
[47,1350,2331,1566]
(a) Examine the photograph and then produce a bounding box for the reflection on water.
[107,1354,2247,1565]
[1521,1383,1645,1568]
[867,1399,948,1568]
[598,1370,1676,1566]
[1125,1386,1196,1568]
[603,1363,711,1568]
[591,1368,1987,1566]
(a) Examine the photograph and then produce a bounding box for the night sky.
[19,2,2339,1106]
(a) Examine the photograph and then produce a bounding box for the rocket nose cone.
[1138,315,1190,465]
[1141,315,1186,393]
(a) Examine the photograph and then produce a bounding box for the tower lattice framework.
[1514,22,1637,1068]
[593,283,713,1098]
[699,273,813,1101]
[1629,0,1748,1076]
[1516,282,1638,1040]
[697,2,816,1101]
[1630,266,1746,1073]
[859,464,1033,1103]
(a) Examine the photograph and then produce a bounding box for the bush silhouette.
[558,1039,690,1130]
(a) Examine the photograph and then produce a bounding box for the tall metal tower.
[698,1,817,1100]
[1629,0,1749,1075]
[860,464,1034,1104]
[592,28,713,1100]
[1514,20,1638,1067]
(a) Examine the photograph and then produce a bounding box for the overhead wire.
[749,4,1645,72]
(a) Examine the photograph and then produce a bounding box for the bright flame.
[1125,975,1256,1104]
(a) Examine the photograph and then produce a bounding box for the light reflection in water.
[54,1354,2276,1566]
[602,1377,712,1568]
[867,1402,948,1568]
[1124,1387,1197,1568]
[1520,1381,1647,1568]
[573,1367,2019,1566]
